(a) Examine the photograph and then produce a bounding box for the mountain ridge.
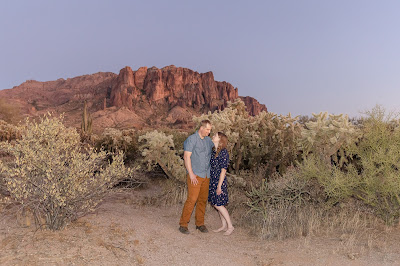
[0,65,267,131]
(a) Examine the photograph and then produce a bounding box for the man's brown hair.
[200,120,212,128]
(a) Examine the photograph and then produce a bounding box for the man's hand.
[189,173,199,185]
[184,151,198,185]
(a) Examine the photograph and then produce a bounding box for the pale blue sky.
[1,0,400,117]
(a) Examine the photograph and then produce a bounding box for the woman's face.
[212,133,220,143]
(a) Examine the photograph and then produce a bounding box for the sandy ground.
[2,188,400,266]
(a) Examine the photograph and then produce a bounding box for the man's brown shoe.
[179,226,189,234]
[196,225,208,233]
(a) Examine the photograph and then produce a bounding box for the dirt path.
[1,190,400,265]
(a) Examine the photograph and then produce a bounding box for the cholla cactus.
[253,112,302,174]
[194,99,250,172]
[300,112,361,166]
[0,120,21,142]
[194,99,301,175]
[98,128,135,153]
[138,130,186,182]
[0,115,132,230]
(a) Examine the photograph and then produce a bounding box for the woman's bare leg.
[214,205,234,235]
[213,210,227,232]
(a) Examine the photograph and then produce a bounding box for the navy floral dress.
[208,148,230,206]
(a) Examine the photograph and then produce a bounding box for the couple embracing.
[178,120,234,236]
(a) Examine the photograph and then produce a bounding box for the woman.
[208,132,234,235]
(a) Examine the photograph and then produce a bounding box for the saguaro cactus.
[81,101,92,135]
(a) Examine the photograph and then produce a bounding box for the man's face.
[199,123,212,138]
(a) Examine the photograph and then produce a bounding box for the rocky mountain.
[0,65,267,131]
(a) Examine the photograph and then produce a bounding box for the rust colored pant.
[179,175,210,227]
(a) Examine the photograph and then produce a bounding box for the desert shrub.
[255,111,301,174]
[194,99,301,175]
[138,130,186,183]
[96,128,139,163]
[194,99,246,172]
[138,130,188,204]
[296,115,316,126]
[245,194,378,242]
[0,115,132,230]
[243,167,374,240]
[299,112,361,167]
[165,129,188,156]
[159,178,188,205]
[298,106,400,224]
[0,99,22,124]
[298,155,360,206]
[224,167,267,221]
[348,106,400,224]
[247,168,323,211]
[245,168,326,239]
[0,120,21,142]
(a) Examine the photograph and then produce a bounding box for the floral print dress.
[208,148,229,206]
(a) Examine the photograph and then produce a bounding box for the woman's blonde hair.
[215,132,228,157]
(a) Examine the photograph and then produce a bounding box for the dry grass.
[241,200,389,259]
[2,186,400,264]
[159,179,188,205]
[136,166,395,260]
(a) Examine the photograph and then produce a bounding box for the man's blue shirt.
[183,131,214,178]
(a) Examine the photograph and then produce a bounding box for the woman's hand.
[216,186,222,195]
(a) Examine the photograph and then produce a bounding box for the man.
[179,120,214,234]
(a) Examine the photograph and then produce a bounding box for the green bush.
[95,128,139,163]
[0,120,21,142]
[348,106,400,224]
[298,155,359,206]
[0,115,132,230]
[298,106,400,224]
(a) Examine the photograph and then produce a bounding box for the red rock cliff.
[0,65,267,130]
[110,65,266,115]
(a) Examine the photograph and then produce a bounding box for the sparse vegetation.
[0,96,399,252]
[0,98,22,124]
[95,128,139,164]
[348,105,400,224]
[135,102,400,240]
[0,120,21,142]
[0,115,132,230]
